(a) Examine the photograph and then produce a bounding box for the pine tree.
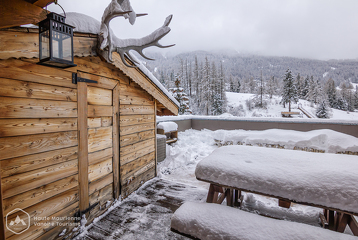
[281,69,298,112]
[170,75,191,115]
[325,78,337,108]
[301,76,309,99]
[336,95,348,111]
[236,78,241,93]
[267,76,275,99]
[316,99,330,118]
[295,73,302,97]
[354,86,358,109]
[229,76,235,92]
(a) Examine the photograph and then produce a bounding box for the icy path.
[78,179,207,240]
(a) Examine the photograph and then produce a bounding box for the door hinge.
[72,73,98,84]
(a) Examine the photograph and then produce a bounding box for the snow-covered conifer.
[281,69,298,112]
[316,99,331,118]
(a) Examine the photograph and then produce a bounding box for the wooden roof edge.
[0,27,98,38]
[111,53,179,116]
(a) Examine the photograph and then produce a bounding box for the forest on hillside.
[141,51,358,117]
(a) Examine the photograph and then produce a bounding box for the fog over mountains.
[143,50,358,85]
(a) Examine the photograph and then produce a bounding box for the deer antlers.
[98,0,175,67]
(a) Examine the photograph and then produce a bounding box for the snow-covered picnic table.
[192,145,358,236]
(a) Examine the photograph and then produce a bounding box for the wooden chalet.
[0,1,179,239]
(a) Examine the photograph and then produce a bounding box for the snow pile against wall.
[157,121,178,133]
[195,145,358,213]
[157,115,358,125]
[213,129,358,154]
[171,202,357,240]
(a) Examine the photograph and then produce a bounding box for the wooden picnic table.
[195,145,358,235]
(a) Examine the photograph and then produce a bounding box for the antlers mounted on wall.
[98,0,175,67]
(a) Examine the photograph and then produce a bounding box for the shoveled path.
[78,178,207,240]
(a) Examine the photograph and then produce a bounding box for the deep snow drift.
[171,202,357,240]
[159,128,358,235]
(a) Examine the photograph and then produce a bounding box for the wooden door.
[76,72,120,223]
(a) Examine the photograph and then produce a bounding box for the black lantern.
[38,12,76,68]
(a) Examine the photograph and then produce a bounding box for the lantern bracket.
[72,73,98,84]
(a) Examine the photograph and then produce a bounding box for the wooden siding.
[0,29,178,116]
[0,28,177,239]
[0,64,80,239]
[119,80,156,199]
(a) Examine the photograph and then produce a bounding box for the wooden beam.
[0,0,49,29]
[112,84,120,199]
[77,81,89,212]
[32,0,54,7]
[154,100,158,177]
[349,215,358,236]
[0,166,5,240]
[278,199,291,209]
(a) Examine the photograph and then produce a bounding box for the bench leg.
[206,184,223,203]
[348,215,358,236]
[327,210,335,230]
[278,199,291,208]
[336,212,350,233]
[226,188,233,207]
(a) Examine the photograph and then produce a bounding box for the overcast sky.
[48,0,358,60]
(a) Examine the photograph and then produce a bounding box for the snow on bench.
[157,121,178,144]
[195,145,358,215]
[171,202,357,240]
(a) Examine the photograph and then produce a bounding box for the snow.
[128,53,179,107]
[160,128,357,236]
[225,92,358,120]
[195,145,358,213]
[212,128,358,153]
[157,121,178,133]
[171,202,357,240]
[66,12,101,34]
[157,134,167,139]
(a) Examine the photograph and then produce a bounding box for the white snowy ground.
[226,92,358,120]
[159,128,358,235]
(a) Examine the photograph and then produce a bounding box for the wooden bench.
[194,145,358,236]
[157,128,178,144]
[281,111,300,117]
[171,202,357,240]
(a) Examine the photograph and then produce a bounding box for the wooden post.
[348,215,358,236]
[78,81,89,212]
[112,84,120,199]
[328,210,335,230]
[0,165,5,240]
[226,188,233,207]
[206,184,215,203]
[278,199,291,209]
[154,100,157,177]
[336,213,350,233]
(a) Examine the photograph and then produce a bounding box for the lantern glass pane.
[51,30,72,61]
[39,30,50,60]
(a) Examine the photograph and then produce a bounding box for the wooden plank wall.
[0,54,160,239]
[0,60,80,240]
[84,73,116,224]
[119,80,156,199]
